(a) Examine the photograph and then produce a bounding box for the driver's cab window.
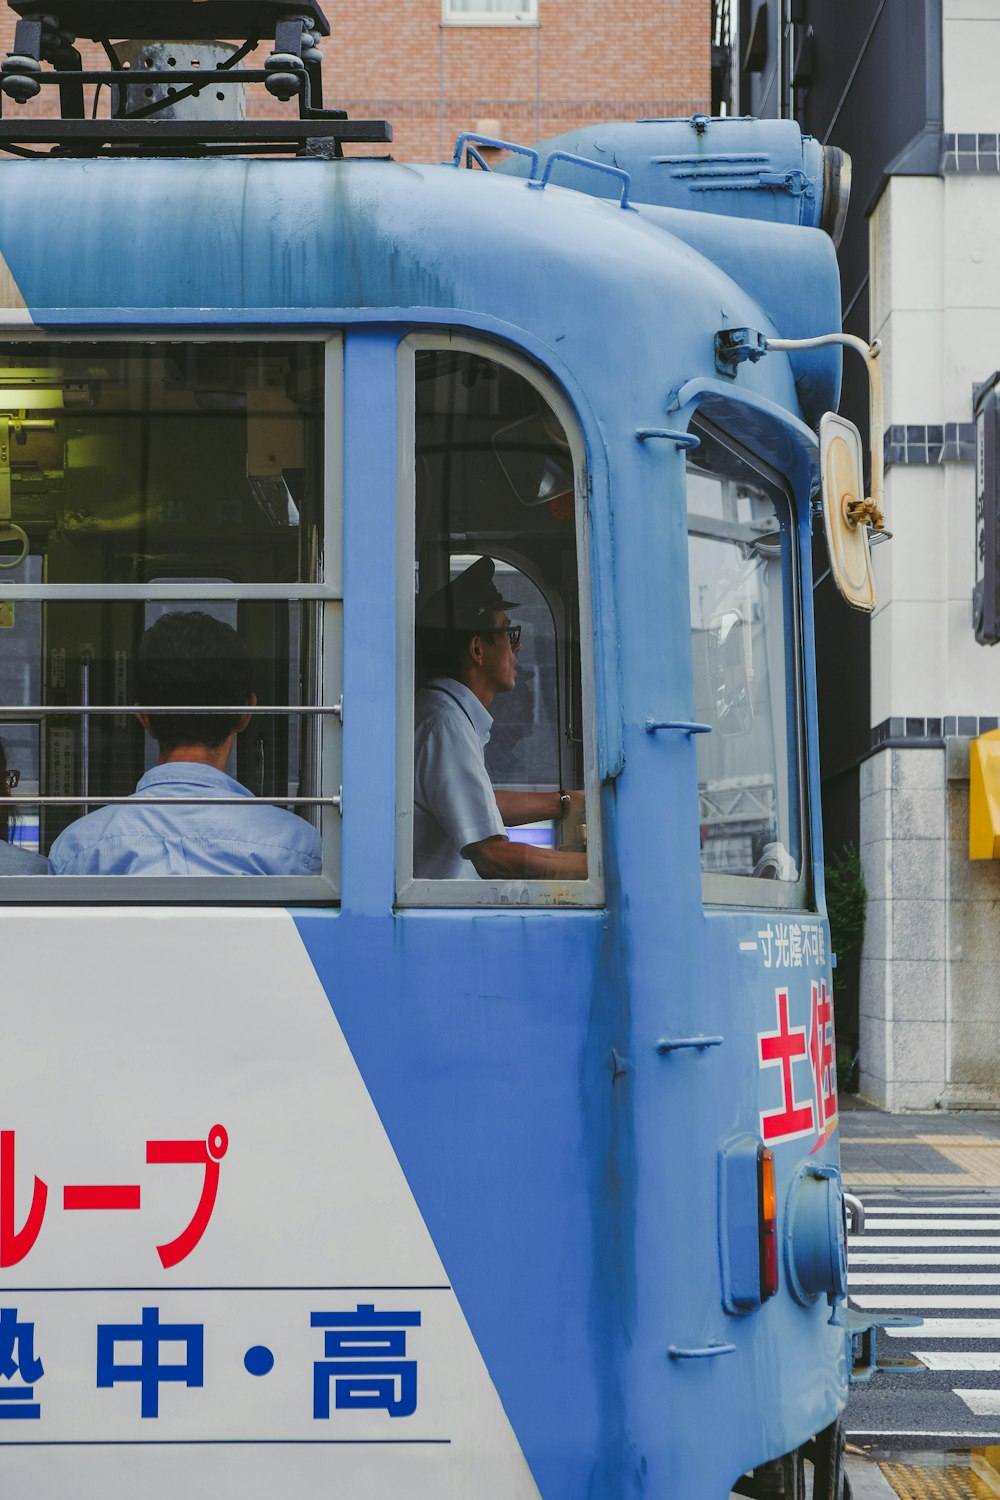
[686,420,807,908]
[397,338,602,906]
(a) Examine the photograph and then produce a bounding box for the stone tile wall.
[859,740,1000,1111]
[859,746,948,1109]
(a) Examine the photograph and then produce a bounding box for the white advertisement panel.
[0,909,539,1499]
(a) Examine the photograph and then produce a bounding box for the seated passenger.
[414,556,587,880]
[49,611,321,876]
[0,739,48,875]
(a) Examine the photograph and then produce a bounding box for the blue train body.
[0,110,853,1497]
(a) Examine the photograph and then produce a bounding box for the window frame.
[395,330,603,909]
[0,332,344,905]
[686,415,810,912]
[441,0,538,26]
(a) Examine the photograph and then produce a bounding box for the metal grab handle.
[668,1344,736,1360]
[844,1193,865,1235]
[80,650,92,814]
[451,133,538,175]
[0,704,343,717]
[9,794,341,808]
[636,429,701,450]
[656,1036,724,1054]
[527,149,637,211]
[645,719,712,735]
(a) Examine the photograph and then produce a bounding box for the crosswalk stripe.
[862,1219,1000,1231]
[849,1273,1000,1285]
[954,1390,1000,1416]
[860,1196,1000,1203]
[852,1295,1000,1308]
[849,1237,1000,1248]
[859,1206,1000,1216]
[883,1319,1000,1339]
[845,1430,1000,1439]
[849,1253,1000,1264]
[914,1352,1000,1371]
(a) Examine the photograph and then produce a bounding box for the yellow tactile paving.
[841,1132,1000,1188]
[932,1148,1000,1186]
[914,1138,999,1148]
[842,1135,998,1151]
[842,1173,996,1186]
[879,1460,998,1499]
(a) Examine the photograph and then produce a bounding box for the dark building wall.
[730,0,944,879]
[737,0,941,427]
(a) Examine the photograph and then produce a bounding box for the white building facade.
[858,1,1000,1108]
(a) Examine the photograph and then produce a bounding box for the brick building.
[0,0,710,163]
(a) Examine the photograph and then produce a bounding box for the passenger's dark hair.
[136,611,255,751]
[0,738,13,845]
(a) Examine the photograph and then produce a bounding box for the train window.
[686,421,807,909]
[396,337,602,906]
[0,339,341,899]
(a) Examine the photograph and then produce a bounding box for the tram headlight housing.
[821,145,852,249]
[785,1163,849,1308]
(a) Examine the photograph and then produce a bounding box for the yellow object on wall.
[969,729,1000,859]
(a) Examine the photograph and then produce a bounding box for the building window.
[686,419,807,909]
[442,0,538,26]
[397,336,601,908]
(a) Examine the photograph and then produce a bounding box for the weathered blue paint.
[495,114,829,230]
[0,123,849,1495]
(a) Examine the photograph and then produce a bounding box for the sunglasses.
[3,768,19,791]
[491,625,521,648]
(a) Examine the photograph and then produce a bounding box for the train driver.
[414,556,586,881]
[48,611,322,876]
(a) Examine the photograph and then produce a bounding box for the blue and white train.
[0,2,878,1494]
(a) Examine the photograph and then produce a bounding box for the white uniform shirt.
[413,678,507,879]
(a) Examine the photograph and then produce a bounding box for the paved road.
[846,1184,1000,1452]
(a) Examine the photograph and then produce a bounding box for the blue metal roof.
[0,153,842,425]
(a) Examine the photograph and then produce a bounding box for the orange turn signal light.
[758,1145,779,1301]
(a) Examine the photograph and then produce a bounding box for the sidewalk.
[845,1454,900,1499]
[839,1096,1000,1189]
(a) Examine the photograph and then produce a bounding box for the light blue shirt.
[0,839,48,875]
[49,762,322,876]
[413,678,507,879]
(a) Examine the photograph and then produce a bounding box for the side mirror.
[819,413,876,613]
[708,606,754,735]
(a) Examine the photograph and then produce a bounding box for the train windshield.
[686,421,807,908]
[397,338,602,906]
